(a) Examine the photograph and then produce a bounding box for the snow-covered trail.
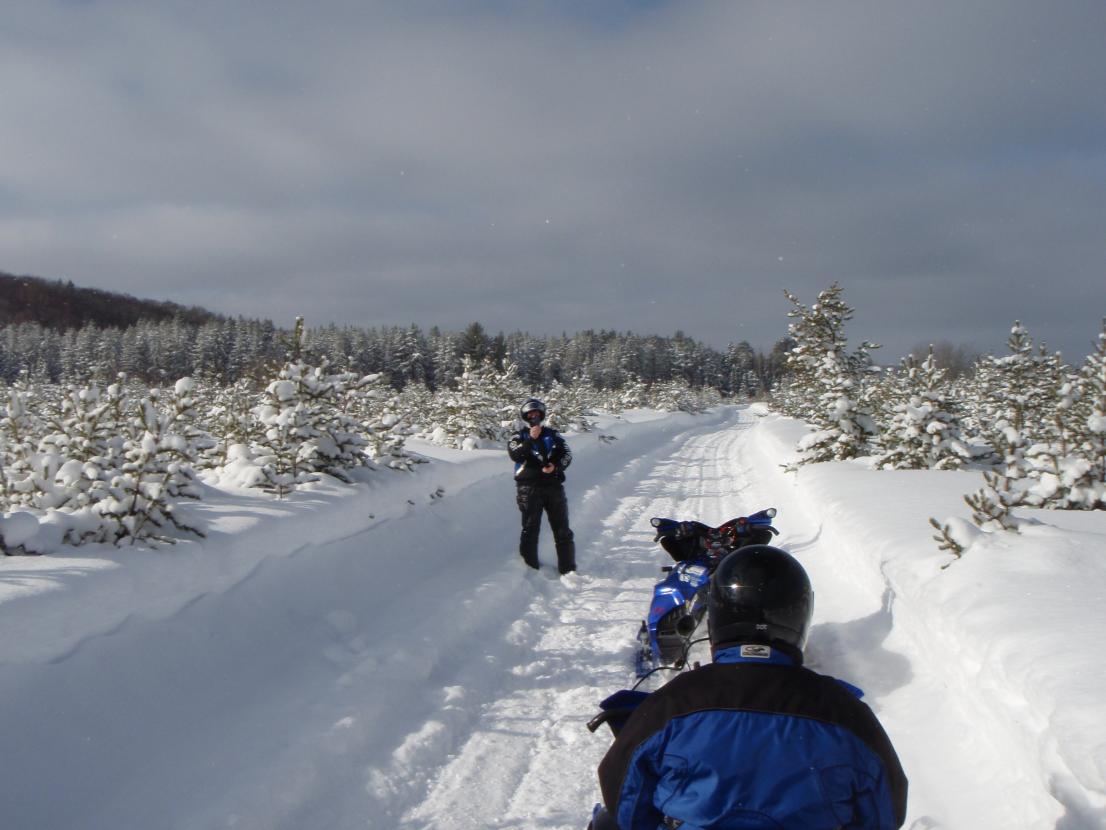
[2,407,1077,829]
[402,411,765,828]
[402,407,1054,830]
[402,408,902,829]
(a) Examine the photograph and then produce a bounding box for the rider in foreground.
[591,545,908,829]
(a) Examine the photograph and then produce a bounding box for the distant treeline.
[0,270,797,393]
[0,315,795,395]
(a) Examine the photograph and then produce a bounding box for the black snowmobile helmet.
[520,398,546,422]
[708,545,813,663]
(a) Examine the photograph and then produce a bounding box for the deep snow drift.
[1,405,1104,829]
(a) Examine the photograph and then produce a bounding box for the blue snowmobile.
[634,509,779,677]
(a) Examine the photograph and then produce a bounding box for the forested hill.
[1,270,794,395]
[0,271,221,330]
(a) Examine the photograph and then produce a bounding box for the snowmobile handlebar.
[649,508,778,544]
[588,689,652,736]
[586,707,637,735]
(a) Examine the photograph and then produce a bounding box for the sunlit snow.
[1,406,1104,828]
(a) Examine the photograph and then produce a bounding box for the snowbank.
[752,411,1106,825]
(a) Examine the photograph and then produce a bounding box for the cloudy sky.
[2,0,1104,361]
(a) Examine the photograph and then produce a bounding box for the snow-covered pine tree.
[615,375,651,410]
[351,372,420,471]
[1024,319,1106,509]
[964,468,1025,532]
[197,377,263,470]
[959,322,1066,529]
[301,363,370,481]
[538,379,568,432]
[431,356,503,449]
[781,283,880,464]
[430,330,463,392]
[60,326,96,383]
[252,351,371,494]
[250,319,326,496]
[646,377,698,413]
[1075,319,1106,508]
[767,374,805,419]
[165,376,216,466]
[726,342,758,399]
[543,377,597,433]
[395,325,429,387]
[395,380,436,436]
[38,379,129,510]
[507,335,545,391]
[698,383,724,410]
[568,370,596,421]
[873,348,973,470]
[1022,370,1083,509]
[252,371,321,497]
[0,377,41,510]
[540,337,567,388]
[92,379,206,545]
[966,322,1059,461]
[488,360,529,435]
[946,365,987,454]
[772,300,827,422]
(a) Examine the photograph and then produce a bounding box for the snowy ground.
[2,405,1105,829]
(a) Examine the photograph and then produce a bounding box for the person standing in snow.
[589,545,907,829]
[507,398,576,574]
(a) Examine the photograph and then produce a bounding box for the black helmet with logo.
[707,545,813,663]
[520,398,547,422]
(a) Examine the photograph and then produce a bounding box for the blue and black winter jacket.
[507,426,571,484]
[598,646,907,829]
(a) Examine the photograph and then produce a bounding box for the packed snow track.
[2,407,1098,829]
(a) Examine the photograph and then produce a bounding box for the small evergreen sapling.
[543,378,597,433]
[249,318,372,495]
[38,380,128,511]
[1079,321,1106,506]
[874,349,973,470]
[0,378,40,510]
[964,469,1025,532]
[432,356,503,449]
[782,283,880,465]
[196,377,262,470]
[300,363,370,481]
[648,378,702,413]
[91,380,206,545]
[615,376,651,410]
[958,322,1082,532]
[1025,319,1106,509]
[353,374,420,471]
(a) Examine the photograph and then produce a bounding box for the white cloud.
[2,0,1104,360]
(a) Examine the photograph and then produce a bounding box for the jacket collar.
[713,644,796,667]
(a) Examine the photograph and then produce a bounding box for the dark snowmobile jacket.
[598,646,908,829]
[508,426,572,484]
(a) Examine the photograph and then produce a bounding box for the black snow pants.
[516,482,576,573]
